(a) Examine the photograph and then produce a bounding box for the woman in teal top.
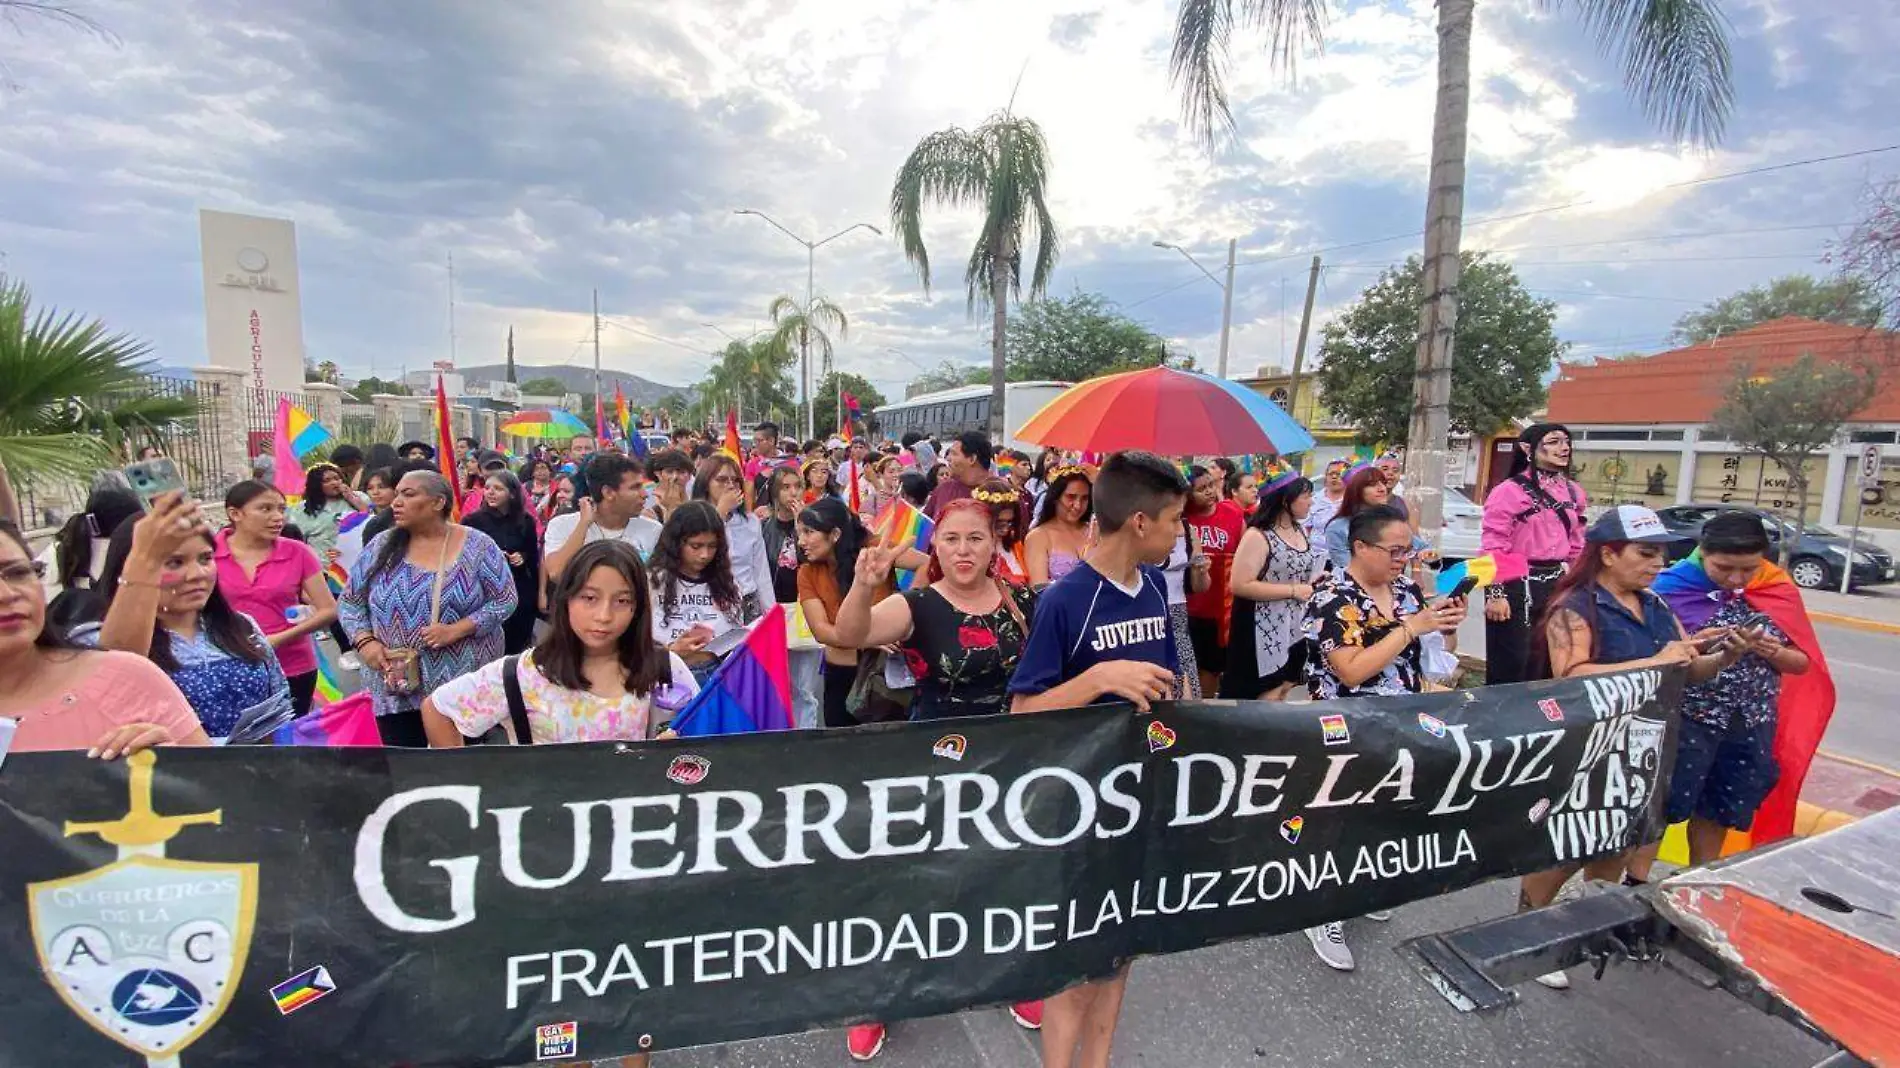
[297,463,367,565]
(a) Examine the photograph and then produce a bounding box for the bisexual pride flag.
[671,605,795,737]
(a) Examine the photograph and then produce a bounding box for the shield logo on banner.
[29,856,257,1059]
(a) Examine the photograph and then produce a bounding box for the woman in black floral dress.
[827,496,1047,1052]
[833,498,1034,721]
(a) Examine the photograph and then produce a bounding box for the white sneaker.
[1364,910,1393,922]
[338,652,362,671]
[1533,969,1572,990]
[1305,922,1355,971]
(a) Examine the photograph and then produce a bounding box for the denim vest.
[1569,584,1681,666]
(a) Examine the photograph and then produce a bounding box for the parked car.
[1435,486,1484,562]
[1654,504,1897,590]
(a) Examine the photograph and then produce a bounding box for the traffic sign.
[1859,444,1883,489]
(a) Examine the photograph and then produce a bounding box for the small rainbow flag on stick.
[872,498,934,591]
[271,398,332,498]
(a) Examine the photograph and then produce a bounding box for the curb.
[1807,610,1900,636]
[1793,800,1859,838]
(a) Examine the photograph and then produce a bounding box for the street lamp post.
[734,209,882,439]
[1153,238,1237,379]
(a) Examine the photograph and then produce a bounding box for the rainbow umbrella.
[500,408,592,439]
[1015,367,1316,456]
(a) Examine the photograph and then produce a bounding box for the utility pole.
[1154,238,1236,378]
[1217,238,1236,379]
[734,209,882,441]
[592,288,602,438]
[446,253,458,367]
[1288,255,1322,426]
[1404,0,1475,538]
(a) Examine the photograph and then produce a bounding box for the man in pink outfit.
[1479,423,1587,684]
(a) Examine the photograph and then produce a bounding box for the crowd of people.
[0,417,1824,1068]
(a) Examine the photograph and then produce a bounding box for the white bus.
[873,381,1070,454]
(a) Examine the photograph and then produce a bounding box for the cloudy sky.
[1,0,1895,404]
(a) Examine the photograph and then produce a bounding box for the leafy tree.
[516,376,566,397]
[0,274,195,520]
[1170,0,1734,531]
[1670,274,1882,344]
[348,376,411,402]
[1834,176,1900,333]
[1006,290,1188,381]
[306,359,340,384]
[697,338,795,427]
[1313,253,1560,445]
[657,393,689,419]
[1707,352,1881,564]
[891,112,1059,439]
[906,360,989,397]
[813,372,888,438]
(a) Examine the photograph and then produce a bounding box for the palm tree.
[891,112,1059,439]
[767,295,849,433]
[0,274,197,519]
[1168,0,1733,530]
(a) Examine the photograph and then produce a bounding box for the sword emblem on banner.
[27,750,258,1067]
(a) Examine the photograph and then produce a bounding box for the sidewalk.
[1802,584,1900,635]
[1798,751,1900,834]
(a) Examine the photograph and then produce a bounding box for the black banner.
[0,670,1679,1067]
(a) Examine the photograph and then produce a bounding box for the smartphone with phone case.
[123,458,187,512]
[1443,575,1480,602]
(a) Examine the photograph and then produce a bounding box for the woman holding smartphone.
[1517,504,1740,990]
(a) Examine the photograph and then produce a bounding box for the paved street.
[666,880,1826,1068]
[1811,623,1900,770]
[1454,607,1900,777]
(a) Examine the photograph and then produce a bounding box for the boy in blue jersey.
[1009,450,1187,1068]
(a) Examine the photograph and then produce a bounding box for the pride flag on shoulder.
[1653,552,1835,845]
[671,605,795,737]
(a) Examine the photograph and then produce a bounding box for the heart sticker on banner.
[1279,815,1304,845]
[1146,721,1177,753]
[1417,712,1447,738]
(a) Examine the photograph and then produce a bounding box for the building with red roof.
[1542,317,1900,556]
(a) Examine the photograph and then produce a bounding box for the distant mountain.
[456,364,695,405]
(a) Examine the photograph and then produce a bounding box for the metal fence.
[16,375,228,531]
[243,386,314,442]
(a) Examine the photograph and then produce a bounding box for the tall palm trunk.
[989,234,1013,441]
[1405,0,1473,538]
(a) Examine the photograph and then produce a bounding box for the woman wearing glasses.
[0,519,208,757]
[691,453,773,621]
[1299,505,1466,972]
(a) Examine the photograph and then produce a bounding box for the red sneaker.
[1009,1001,1043,1030]
[847,1023,887,1061]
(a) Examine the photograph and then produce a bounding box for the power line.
[597,317,708,355]
[1488,221,1851,255]
[1230,144,1896,273]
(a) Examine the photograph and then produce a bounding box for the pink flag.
[271,397,306,497]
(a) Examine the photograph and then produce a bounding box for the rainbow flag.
[285,402,331,456]
[614,386,631,441]
[671,605,795,737]
[270,965,336,1015]
[1436,552,1529,592]
[273,692,381,746]
[270,398,309,498]
[1654,553,1835,846]
[431,376,458,490]
[872,498,934,591]
[720,409,742,463]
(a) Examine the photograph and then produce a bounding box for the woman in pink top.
[214,481,337,716]
[0,519,207,757]
[1479,423,1588,685]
